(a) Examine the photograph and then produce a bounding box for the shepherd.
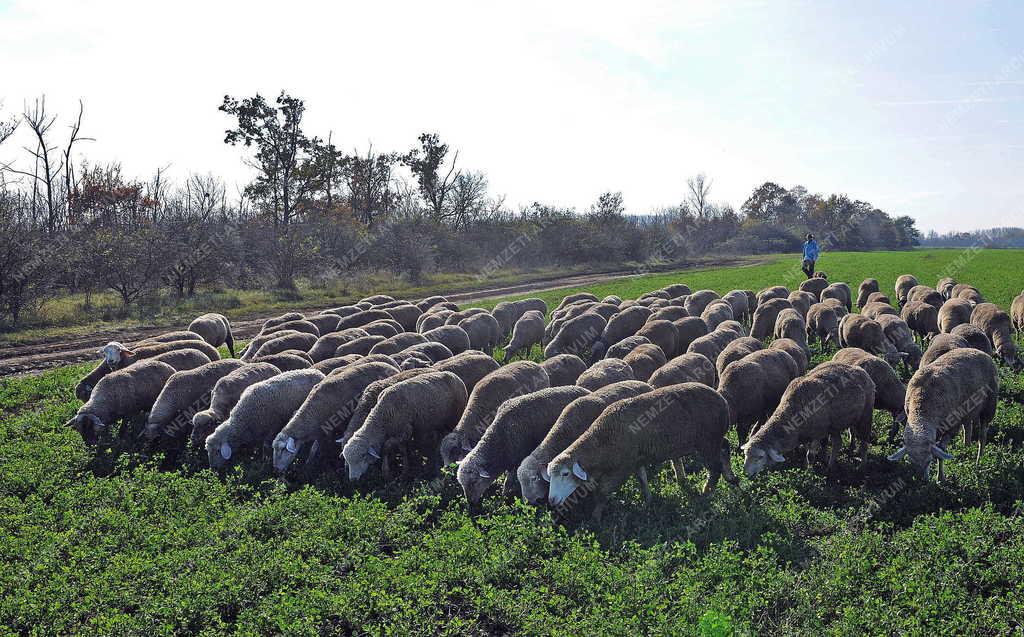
[801,233,819,278]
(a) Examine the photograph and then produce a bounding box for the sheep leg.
[701,468,721,495]
[805,440,821,468]
[398,444,411,481]
[826,433,841,472]
[635,467,651,504]
[963,420,974,446]
[671,458,687,484]
[720,442,739,486]
[976,421,987,463]
[381,454,394,482]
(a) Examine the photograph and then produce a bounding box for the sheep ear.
[572,461,588,481]
[219,443,232,460]
[541,467,550,482]
[478,469,492,479]
[367,447,380,459]
[887,446,908,461]
[930,444,954,460]
[767,448,785,463]
[285,437,298,453]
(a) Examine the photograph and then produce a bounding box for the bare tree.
[687,173,713,219]
[403,132,461,223]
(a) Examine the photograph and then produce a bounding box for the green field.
[2,249,1023,635]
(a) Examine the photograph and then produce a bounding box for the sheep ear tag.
[367,447,380,459]
[220,443,232,460]
[572,462,588,481]
[767,448,785,463]
[285,437,298,454]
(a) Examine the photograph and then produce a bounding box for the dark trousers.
[802,259,815,278]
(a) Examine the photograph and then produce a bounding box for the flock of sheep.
[64,274,1024,521]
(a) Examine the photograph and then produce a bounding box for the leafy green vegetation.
[2,249,1023,635]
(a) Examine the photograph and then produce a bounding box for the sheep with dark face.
[798,278,828,301]
[894,274,918,307]
[900,300,940,341]
[650,352,717,388]
[503,311,545,362]
[821,282,852,313]
[66,360,178,446]
[205,369,325,470]
[636,319,679,358]
[544,312,606,358]
[717,349,798,444]
[517,381,651,505]
[862,302,899,320]
[684,290,721,318]
[622,343,667,382]
[458,386,590,503]
[188,313,236,357]
[77,340,221,401]
[806,302,840,351]
[439,361,550,465]
[769,338,808,375]
[757,286,790,305]
[307,329,372,363]
[889,348,998,480]
[701,300,734,332]
[832,347,907,443]
[856,278,880,309]
[919,333,970,368]
[839,314,903,367]
[787,291,816,320]
[345,371,468,481]
[876,314,923,370]
[774,308,809,355]
[547,383,737,521]
[540,354,587,386]
[460,312,502,352]
[938,298,974,334]
[272,361,400,473]
[751,298,793,341]
[742,362,875,477]
[714,336,763,377]
[970,303,1021,368]
[576,358,636,391]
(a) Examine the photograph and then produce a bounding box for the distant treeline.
[0,92,921,328]
[920,227,1024,248]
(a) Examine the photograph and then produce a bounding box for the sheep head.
[516,456,549,505]
[741,442,784,478]
[66,413,104,446]
[341,436,380,481]
[98,342,134,368]
[205,430,234,471]
[272,434,302,473]
[440,431,473,466]
[190,411,220,449]
[456,456,497,504]
[546,455,589,507]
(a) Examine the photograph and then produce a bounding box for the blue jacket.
[803,239,819,262]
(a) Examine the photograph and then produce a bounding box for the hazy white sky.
[2,0,1022,232]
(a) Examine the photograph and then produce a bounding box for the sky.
[1,0,1022,233]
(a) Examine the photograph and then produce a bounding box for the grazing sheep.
[263,319,320,340]
[585,303,621,322]
[908,285,944,311]
[190,363,281,446]
[717,348,799,444]
[900,300,940,340]
[137,330,205,346]
[715,337,763,376]
[547,383,737,520]
[603,335,651,360]
[517,381,651,504]
[832,347,907,442]
[821,297,848,319]
[148,348,213,372]
[592,306,652,356]
[651,306,689,323]
[66,360,178,445]
[1011,291,1024,333]
[839,314,903,367]
[401,341,454,364]
[503,311,545,361]
[384,304,422,332]
[417,325,469,356]
[307,329,371,363]
[205,369,324,470]
[306,314,341,336]
[866,292,892,306]
[919,333,970,368]
[492,298,549,336]
[641,290,671,302]
[970,302,1021,368]
[757,286,790,306]
[719,290,750,322]
[774,308,809,354]
[271,361,400,472]
[576,358,636,391]
[806,302,841,351]
[369,332,428,356]
[362,320,402,339]
[856,279,880,309]
[313,354,364,375]
[240,330,301,361]
[416,310,451,333]
[415,295,449,312]
[750,298,794,341]
[545,302,597,343]
[187,313,236,357]
[888,348,998,480]
[950,324,993,355]
[540,354,588,386]
[334,335,386,357]
[321,305,362,318]
[937,277,957,299]
[458,386,590,502]
[717,320,747,337]
[821,282,852,312]
[787,291,816,319]
[251,332,317,360]
[876,314,923,370]
[433,351,501,394]
[76,339,221,401]
[701,300,734,332]
[862,301,899,320]
[544,312,606,358]
[651,352,717,388]
[335,368,435,447]
[742,362,875,477]
[555,292,599,312]
[687,327,739,364]
[938,298,974,334]
[798,278,828,301]
[769,338,808,375]
[460,312,502,352]
[336,309,394,331]
[439,361,551,465]
[345,372,468,480]
[602,295,623,305]
[636,319,679,358]
[142,359,247,445]
[684,290,721,317]
[662,283,691,298]
[894,274,918,306]
[395,352,433,370]
[622,343,667,382]
[252,352,312,371]
[360,294,395,305]
[953,284,984,305]
[261,312,306,332]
